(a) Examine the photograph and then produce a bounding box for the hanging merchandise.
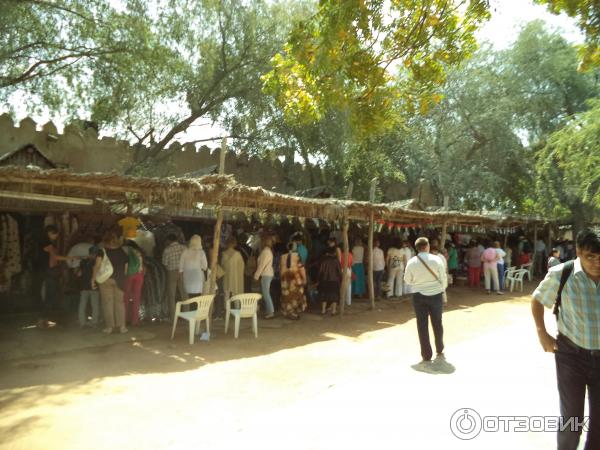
[135,229,156,257]
[313,218,320,227]
[140,255,168,320]
[0,214,22,293]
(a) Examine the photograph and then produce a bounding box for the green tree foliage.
[504,20,597,142]
[88,0,314,173]
[0,0,313,175]
[377,47,530,208]
[535,0,600,69]
[262,0,491,138]
[0,0,155,111]
[535,99,600,231]
[367,21,597,211]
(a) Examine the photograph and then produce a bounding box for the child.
[547,248,561,269]
[77,246,101,327]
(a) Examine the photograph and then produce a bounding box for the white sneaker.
[119,327,128,334]
[496,291,504,295]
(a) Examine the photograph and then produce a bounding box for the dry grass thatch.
[0,165,548,226]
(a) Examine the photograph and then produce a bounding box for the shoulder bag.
[95,249,114,284]
[416,254,447,304]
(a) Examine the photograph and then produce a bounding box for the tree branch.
[23,0,98,23]
[0,47,125,88]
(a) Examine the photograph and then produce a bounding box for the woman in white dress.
[386,239,404,298]
[179,235,208,296]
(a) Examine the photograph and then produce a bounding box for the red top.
[339,251,353,269]
[519,253,531,265]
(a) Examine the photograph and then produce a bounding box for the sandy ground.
[0,283,587,450]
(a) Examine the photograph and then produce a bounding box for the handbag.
[416,254,448,304]
[95,249,114,284]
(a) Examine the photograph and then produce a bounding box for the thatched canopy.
[0,165,548,227]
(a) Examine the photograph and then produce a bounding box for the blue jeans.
[78,290,100,326]
[261,276,274,315]
[497,263,505,290]
[412,292,444,361]
[555,335,600,450]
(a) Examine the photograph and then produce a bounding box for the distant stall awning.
[0,165,552,227]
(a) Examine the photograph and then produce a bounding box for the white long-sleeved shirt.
[254,247,274,279]
[179,248,208,294]
[404,252,447,296]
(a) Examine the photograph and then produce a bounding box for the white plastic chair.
[520,263,533,281]
[170,295,215,344]
[507,269,528,293]
[224,293,261,338]
[504,266,517,279]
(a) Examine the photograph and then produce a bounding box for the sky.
[8,0,583,143]
[478,0,582,47]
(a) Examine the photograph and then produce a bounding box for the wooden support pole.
[339,182,353,316]
[441,220,448,247]
[368,178,377,310]
[532,223,538,277]
[208,137,227,294]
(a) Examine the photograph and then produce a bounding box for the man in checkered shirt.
[162,234,187,320]
[532,229,600,450]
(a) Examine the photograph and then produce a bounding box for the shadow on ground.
[0,283,537,393]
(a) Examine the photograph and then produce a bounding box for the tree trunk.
[299,147,316,188]
[368,178,377,310]
[368,210,375,310]
[570,201,591,238]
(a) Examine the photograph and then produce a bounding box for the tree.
[86,0,314,175]
[378,46,531,209]
[0,0,155,111]
[535,0,600,69]
[263,0,491,139]
[0,0,314,176]
[534,99,600,232]
[503,20,597,142]
[360,21,597,210]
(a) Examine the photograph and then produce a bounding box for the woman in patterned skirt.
[279,243,307,320]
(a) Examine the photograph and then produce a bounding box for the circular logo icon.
[450,408,482,440]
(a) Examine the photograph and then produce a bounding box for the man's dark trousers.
[412,292,444,361]
[555,334,600,450]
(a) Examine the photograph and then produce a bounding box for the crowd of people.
[36,218,579,332]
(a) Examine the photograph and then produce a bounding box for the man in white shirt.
[372,239,385,299]
[400,240,415,295]
[404,237,448,362]
[535,238,547,276]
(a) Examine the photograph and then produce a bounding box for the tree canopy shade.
[262,0,491,138]
[0,0,314,175]
[535,0,600,69]
[0,0,156,110]
[534,99,600,232]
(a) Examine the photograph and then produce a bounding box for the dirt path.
[0,285,576,450]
